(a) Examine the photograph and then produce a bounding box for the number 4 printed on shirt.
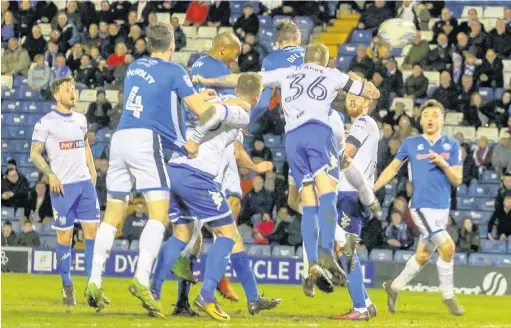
[126,86,144,118]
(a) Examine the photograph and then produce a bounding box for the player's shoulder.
[440,134,460,147]
[352,115,377,131]
[72,111,87,124]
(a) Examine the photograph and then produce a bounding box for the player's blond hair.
[275,20,301,43]
[236,72,263,97]
[50,76,75,95]
[304,44,329,66]
[146,22,174,53]
[420,99,445,115]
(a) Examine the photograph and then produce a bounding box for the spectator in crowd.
[1,11,19,45]
[238,42,261,72]
[65,0,83,33]
[490,19,511,58]
[108,91,124,129]
[266,207,293,246]
[83,24,102,50]
[461,144,478,186]
[377,123,394,173]
[44,41,58,68]
[489,194,511,240]
[394,115,415,142]
[132,39,149,59]
[396,0,420,28]
[35,1,58,23]
[478,49,504,88]
[89,46,102,64]
[360,216,383,252]
[111,53,133,90]
[384,210,414,250]
[452,32,471,58]
[251,137,273,162]
[252,213,275,245]
[24,181,52,224]
[16,221,41,247]
[171,17,187,52]
[463,92,493,127]
[423,33,452,71]
[122,11,139,35]
[287,213,302,247]
[495,173,511,212]
[184,1,209,27]
[28,54,51,92]
[505,7,511,31]
[123,202,148,242]
[107,42,127,68]
[49,54,72,84]
[468,19,490,59]
[496,91,511,128]
[17,0,36,38]
[98,0,115,24]
[2,221,17,247]
[95,59,114,86]
[372,71,391,110]
[433,8,458,45]
[1,38,31,76]
[446,216,459,245]
[125,24,142,53]
[239,175,275,227]
[456,74,475,112]
[2,159,18,179]
[56,11,80,54]
[492,133,511,175]
[403,31,429,69]
[66,43,84,72]
[383,101,406,127]
[473,136,493,174]
[384,60,404,97]
[458,9,485,35]
[95,158,108,209]
[87,88,112,130]
[451,54,463,85]
[75,54,96,89]
[206,1,230,27]
[432,71,458,110]
[101,23,125,58]
[98,21,109,40]
[1,169,29,210]
[111,0,133,24]
[146,12,158,29]
[381,138,402,171]
[23,25,47,61]
[459,217,480,252]
[234,4,259,41]
[357,0,393,35]
[349,45,375,79]
[404,64,429,99]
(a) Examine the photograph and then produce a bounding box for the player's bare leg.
[86,196,127,310]
[56,229,75,306]
[437,237,464,316]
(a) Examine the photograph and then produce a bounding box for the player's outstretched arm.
[84,139,97,185]
[373,158,404,192]
[359,81,380,100]
[234,141,273,173]
[193,74,242,89]
[30,142,63,194]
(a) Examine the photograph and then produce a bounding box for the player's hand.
[428,150,449,169]
[48,173,64,195]
[184,140,199,158]
[348,71,362,81]
[254,161,273,173]
[198,88,217,101]
[192,75,206,85]
[241,128,250,136]
[488,233,494,240]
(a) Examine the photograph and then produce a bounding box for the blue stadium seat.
[358,248,368,261]
[247,244,272,257]
[339,43,358,56]
[263,134,280,147]
[273,148,286,162]
[369,249,393,261]
[477,198,495,211]
[384,181,398,194]
[494,88,505,101]
[481,170,500,184]
[479,88,494,102]
[469,253,493,266]
[258,15,272,28]
[273,15,291,25]
[295,246,303,259]
[300,29,311,44]
[445,3,463,17]
[20,101,41,114]
[229,1,244,14]
[271,245,295,258]
[493,254,511,267]
[259,28,275,41]
[16,153,32,167]
[25,168,40,185]
[1,207,15,220]
[337,56,353,72]
[18,85,41,100]
[394,250,414,263]
[33,222,43,233]
[25,114,40,126]
[456,184,468,196]
[481,239,507,253]
[293,16,314,30]
[468,184,488,197]
[113,239,129,251]
[479,225,489,238]
[129,240,139,251]
[42,236,58,249]
[96,128,113,142]
[13,76,27,87]
[2,100,18,112]
[351,30,372,43]
[40,101,56,113]
[453,252,468,265]
[383,194,394,207]
[457,197,476,210]
[15,127,33,139]
[487,185,500,197]
[2,88,17,100]
[273,160,285,173]
[229,14,240,26]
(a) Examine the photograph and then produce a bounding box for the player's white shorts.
[107,128,170,195]
[410,208,449,240]
[221,156,242,199]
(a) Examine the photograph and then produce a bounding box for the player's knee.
[213,223,239,241]
[415,249,432,265]
[172,223,193,243]
[314,171,336,195]
[146,198,170,223]
[300,184,318,207]
[81,222,98,239]
[56,229,73,246]
[438,239,456,260]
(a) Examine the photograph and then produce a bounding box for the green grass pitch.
[2,273,510,328]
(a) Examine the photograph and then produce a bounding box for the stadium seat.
[503,60,511,73]
[384,181,398,194]
[295,246,303,259]
[493,254,511,267]
[230,1,244,14]
[480,18,496,32]
[113,239,129,251]
[218,26,234,34]
[229,15,239,26]
[201,39,213,52]
[1,207,15,220]
[293,16,314,31]
[339,43,358,56]
[183,39,203,52]
[258,15,272,28]
[476,127,499,142]
[468,183,487,197]
[263,134,281,147]
[427,252,440,264]
[273,15,291,24]
[129,240,139,251]
[487,185,501,197]
[461,6,483,18]
[457,184,468,196]
[259,28,275,41]
[80,89,96,102]
[423,71,440,87]
[391,48,402,57]
[477,198,496,211]
[420,30,433,42]
[394,250,414,263]
[391,97,414,114]
[197,26,218,39]
[358,248,368,261]
[39,23,51,37]
[484,6,504,18]
[74,102,89,114]
[271,245,295,258]
[18,86,40,100]
[2,88,17,100]
[105,90,119,103]
[481,170,501,184]
[273,148,286,162]
[155,12,171,24]
[2,100,18,113]
[25,168,40,185]
[453,252,468,265]
[504,72,511,88]
[182,26,197,39]
[457,197,476,210]
[480,224,489,238]
[95,128,112,142]
[479,87,494,102]
[33,222,43,233]
[445,112,464,125]
[172,13,186,23]
[42,236,58,249]
[336,56,353,71]
[369,249,393,261]
[494,88,505,102]
[351,30,372,43]
[25,114,40,126]
[247,244,272,257]
[469,253,493,266]
[481,239,507,253]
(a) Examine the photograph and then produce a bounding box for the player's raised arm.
[194,67,286,90]
[374,138,409,192]
[234,141,273,173]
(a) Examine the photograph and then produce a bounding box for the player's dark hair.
[420,99,445,115]
[236,72,263,96]
[275,20,301,43]
[50,76,75,95]
[304,44,329,66]
[146,22,174,53]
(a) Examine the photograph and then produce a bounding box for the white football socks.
[334,224,347,247]
[391,255,423,292]
[89,222,117,288]
[437,257,454,299]
[343,163,376,207]
[134,219,165,287]
[302,242,309,274]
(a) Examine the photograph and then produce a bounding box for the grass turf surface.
[2,273,510,328]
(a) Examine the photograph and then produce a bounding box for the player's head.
[304,44,329,67]
[235,72,263,107]
[345,93,370,118]
[210,32,241,66]
[146,22,175,60]
[275,20,301,48]
[419,99,445,135]
[51,76,76,109]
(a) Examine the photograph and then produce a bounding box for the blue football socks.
[56,243,73,287]
[302,206,319,263]
[200,236,235,303]
[151,236,187,300]
[231,251,258,302]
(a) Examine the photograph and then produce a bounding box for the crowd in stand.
[2,1,511,254]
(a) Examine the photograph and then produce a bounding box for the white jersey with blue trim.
[258,63,364,133]
[338,115,379,192]
[31,111,91,185]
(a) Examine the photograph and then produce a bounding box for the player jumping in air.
[149,73,265,321]
[30,77,101,306]
[194,44,381,290]
[374,99,465,316]
[84,22,246,317]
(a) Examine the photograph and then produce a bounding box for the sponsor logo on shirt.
[59,140,84,150]
[415,152,450,160]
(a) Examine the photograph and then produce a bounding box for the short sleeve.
[449,140,462,166]
[235,130,244,144]
[172,65,197,99]
[32,119,49,143]
[346,118,368,149]
[395,138,410,162]
[259,68,287,88]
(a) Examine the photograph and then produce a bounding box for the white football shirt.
[31,111,91,185]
